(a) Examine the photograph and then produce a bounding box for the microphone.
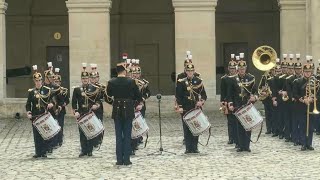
[156,94,162,100]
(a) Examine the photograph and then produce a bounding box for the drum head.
[183,108,201,120]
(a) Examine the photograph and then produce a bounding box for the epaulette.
[142,78,149,84]
[195,72,201,77]
[267,76,274,80]
[135,79,140,85]
[43,86,51,90]
[177,77,187,83]
[247,73,255,78]
[279,74,287,79]
[28,88,34,92]
[286,75,294,79]
[72,85,80,89]
[221,74,227,79]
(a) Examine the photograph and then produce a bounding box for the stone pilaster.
[278,0,306,58]
[0,1,8,102]
[311,0,320,65]
[66,0,112,89]
[172,0,218,99]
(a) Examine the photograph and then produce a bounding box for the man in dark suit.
[106,62,143,165]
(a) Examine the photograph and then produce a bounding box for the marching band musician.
[290,54,303,146]
[131,61,151,150]
[176,64,207,154]
[278,56,289,140]
[176,51,200,145]
[43,62,61,152]
[53,68,69,147]
[220,54,238,145]
[26,65,55,158]
[105,62,143,166]
[72,63,102,157]
[259,67,274,135]
[270,59,283,138]
[89,63,105,148]
[283,54,296,142]
[227,53,257,152]
[292,61,319,151]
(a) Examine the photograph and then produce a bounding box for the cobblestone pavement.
[1,111,320,180]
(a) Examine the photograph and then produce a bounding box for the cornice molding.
[278,0,306,10]
[66,0,112,13]
[172,0,218,12]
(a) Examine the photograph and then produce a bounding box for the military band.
[25,48,320,165]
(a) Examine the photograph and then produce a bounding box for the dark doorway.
[46,46,70,91]
[135,43,160,95]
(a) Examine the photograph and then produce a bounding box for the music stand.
[148,94,176,156]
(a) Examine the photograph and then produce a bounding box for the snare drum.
[234,103,263,131]
[131,112,149,139]
[183,108,211,136]
[77,112,104,140]
[33,112,61,140]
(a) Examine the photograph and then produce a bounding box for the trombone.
[305,76,320,138]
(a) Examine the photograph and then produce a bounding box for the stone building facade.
[0,0,318,109]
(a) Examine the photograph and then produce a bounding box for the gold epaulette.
[196,72,201,77]
[72,85,80,89]
[267,76,274,80]
[43,86,51,90]
[279,74,287,79]
[135,79,139,86]
[286,75,294,79]
[28,88,33,92]
[142,79,149,84]
[221,74,227,79]
[177,77,187,83]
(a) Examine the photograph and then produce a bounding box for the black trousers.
[237,121,251,150]
[32,125,48,156]
[291,103,301,143]
[114,118,132,163]
[283,102,292,139]
[79,128,94,154]
[263,100,273,133]
[56,113,65,145]
[182,118,199,151]
[300,113,314,146]
[227,114,238,144]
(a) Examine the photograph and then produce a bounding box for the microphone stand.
[148,94,176,156]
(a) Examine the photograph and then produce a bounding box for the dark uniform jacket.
[93,82,106,117]
[227,73,256,109]
[175,76,207,112]
[292,76,320,111]
[26,85,53,120]
[72,84,101,117]
[55,86,69,115]
[135,78,151,113]
[106,76,143,120]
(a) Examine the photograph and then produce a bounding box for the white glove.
[91,104,99,110]
[74,112,80,118]
[196,101,203,107]
[27,112,32,119]
[47,103,54,109]
[136,104,143,111]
